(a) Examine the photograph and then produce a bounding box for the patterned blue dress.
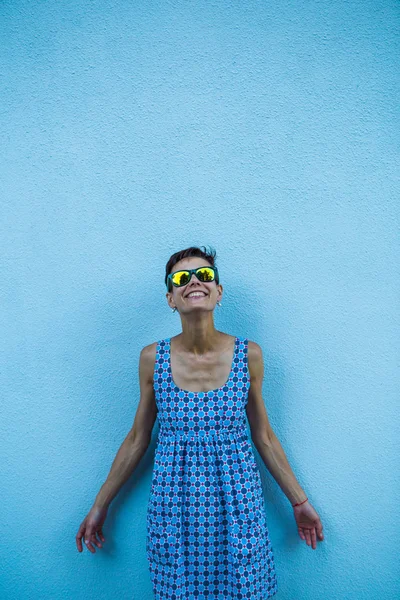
[146,336,278,599]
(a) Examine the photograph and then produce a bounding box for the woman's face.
[166,257,222,314]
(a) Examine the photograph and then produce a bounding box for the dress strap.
[153,338,169,390]
[237,337,249,377]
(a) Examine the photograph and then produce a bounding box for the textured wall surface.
[1,1,399,599]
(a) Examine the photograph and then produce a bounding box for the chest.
[169,347,235,393]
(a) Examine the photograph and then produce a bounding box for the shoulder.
[246,339,263,359]
[139,341,159,380]
[245,340,264,377]
[140,340,159,357]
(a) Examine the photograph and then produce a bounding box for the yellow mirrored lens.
[172,271,190,286]
[196,267,214,282]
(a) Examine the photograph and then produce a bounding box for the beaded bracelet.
[292,497,308,507]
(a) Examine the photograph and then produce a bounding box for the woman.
[76,245,324,599]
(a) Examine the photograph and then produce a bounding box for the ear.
[166,291,175,310]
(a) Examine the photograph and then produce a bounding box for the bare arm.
[245,341,307,506]
[93,342,158,510]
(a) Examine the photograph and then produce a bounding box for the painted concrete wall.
[1,1,398,598]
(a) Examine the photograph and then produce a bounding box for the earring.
[172,307,177,313]
[217,301,222,307]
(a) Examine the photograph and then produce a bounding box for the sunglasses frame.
[166,265,219,292]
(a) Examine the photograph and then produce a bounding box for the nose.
[184,271,204,293]
[186,271,202,285]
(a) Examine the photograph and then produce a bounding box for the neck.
[177,313,222,355]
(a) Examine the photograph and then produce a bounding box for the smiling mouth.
[186,292,207,298]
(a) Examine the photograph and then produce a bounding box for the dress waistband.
[157,425,248,442]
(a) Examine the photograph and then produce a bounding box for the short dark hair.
[165,245,219,290]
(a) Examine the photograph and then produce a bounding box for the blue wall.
[1,1,399,598]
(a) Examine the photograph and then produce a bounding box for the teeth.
[187,292,206,297]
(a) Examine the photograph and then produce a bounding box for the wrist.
[93,485,113,511]
[292,497,308,508]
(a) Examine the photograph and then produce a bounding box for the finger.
[76,524,86,552]
[316,521,324,540]
[310,528,317,550]
[85,537,96,554]
[84,527,97,553]
[304,529,311,547]
[298,527,306,541]
[98,529,106,543]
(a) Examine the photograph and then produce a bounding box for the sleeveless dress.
[146,336,279,599]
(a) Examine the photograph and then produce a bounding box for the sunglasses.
[166,266,219,292]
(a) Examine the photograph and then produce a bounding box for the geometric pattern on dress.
[146,336,279,599]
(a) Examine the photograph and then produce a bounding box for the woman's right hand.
[76,505,108,553]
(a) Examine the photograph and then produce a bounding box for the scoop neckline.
[166,336,238,395]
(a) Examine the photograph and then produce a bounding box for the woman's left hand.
[293,501,324,550]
